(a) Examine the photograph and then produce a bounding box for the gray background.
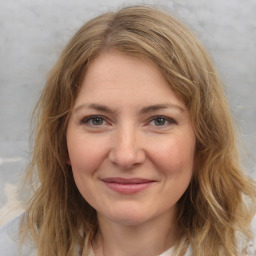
[0,0,255,225]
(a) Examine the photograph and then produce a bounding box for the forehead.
[75,50,186,110]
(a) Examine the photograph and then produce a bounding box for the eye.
[149,116,176,127]
[81,115,107,126]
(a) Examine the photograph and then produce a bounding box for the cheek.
[67,134,103,175]
[66,134,106,203]
[152,136,195,206]
[150,134,195,175]
[67,133,111,176]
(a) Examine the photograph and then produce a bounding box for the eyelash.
[80,115,177,127]
[148,116,177,127]
[80,115,108,126]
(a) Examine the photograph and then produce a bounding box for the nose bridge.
[109,122,145,169]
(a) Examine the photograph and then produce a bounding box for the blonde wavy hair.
[20,5,256,256]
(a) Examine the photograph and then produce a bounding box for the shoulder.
[233,214,256,255]
[246,215,256,255]
[0,213,36,256]
[182,216,256,256]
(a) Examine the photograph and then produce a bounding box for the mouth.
[100,177,156,194]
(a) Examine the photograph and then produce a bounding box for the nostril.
[108,128,146,169]
[108,147,146,170]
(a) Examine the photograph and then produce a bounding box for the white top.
[1,214,256,255]
[159,246,174,256]
[0,214,187,256]
[88,246,175,256]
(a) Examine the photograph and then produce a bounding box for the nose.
[108,125,146,169]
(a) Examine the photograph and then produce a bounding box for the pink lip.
[101,177,155,194]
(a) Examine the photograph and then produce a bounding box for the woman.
[16,5,256,256]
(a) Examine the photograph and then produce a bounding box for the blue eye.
[81,116,106,126]
[149,116,176,126]
[152,117,166,126]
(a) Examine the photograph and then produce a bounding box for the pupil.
[93,117,103,125]
[155,118,165,126]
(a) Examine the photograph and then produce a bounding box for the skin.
[66,51,196,256]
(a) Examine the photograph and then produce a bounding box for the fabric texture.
[1,214,256,255]
[0,215,185,256]
[0,213,36,256]
[88,246,179,256]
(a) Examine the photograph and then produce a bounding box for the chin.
[104,207,153,226]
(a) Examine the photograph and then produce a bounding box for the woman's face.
[67,51,196,226]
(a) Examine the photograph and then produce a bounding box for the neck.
[93,209,178,256]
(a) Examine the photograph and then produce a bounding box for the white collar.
[89,246,174,256]
[158,246,174,256]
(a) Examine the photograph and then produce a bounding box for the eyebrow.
[139,104,185,114]
[73,103,185,114]
[74,103,116,114]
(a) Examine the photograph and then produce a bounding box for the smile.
[100,177,155,194]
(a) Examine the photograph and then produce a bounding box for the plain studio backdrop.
[0,0,255,226]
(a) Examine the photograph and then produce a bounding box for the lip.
[100,177,156,194]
